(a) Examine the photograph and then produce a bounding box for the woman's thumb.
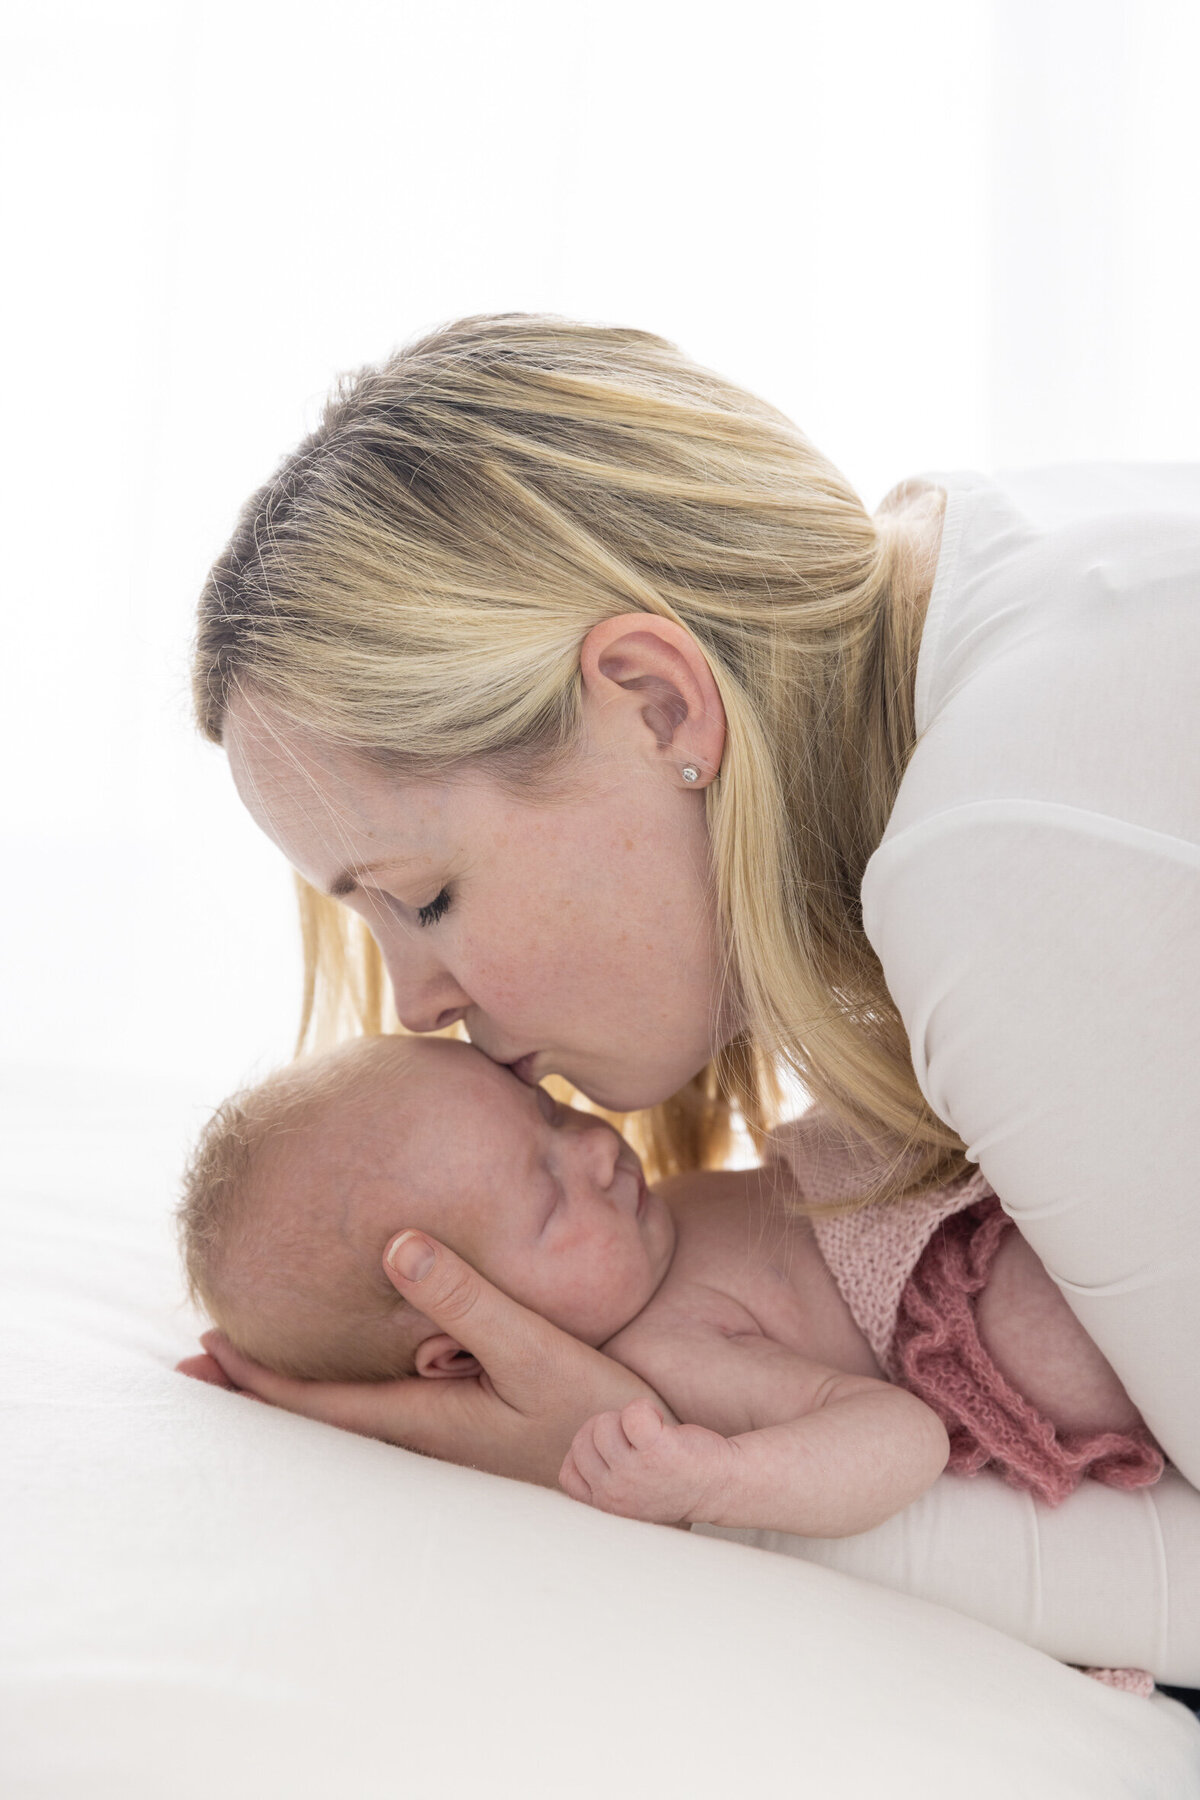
[385,1230,438,1285]
[382,1231,546,1382]
[384,1230,497,1347]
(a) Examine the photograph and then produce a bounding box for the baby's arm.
[560,1327,950,1538]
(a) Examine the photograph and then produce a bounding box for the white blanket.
[2,1063,1197,1799]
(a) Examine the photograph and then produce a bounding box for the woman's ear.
[578,613,727,787]
[413,1333,482,1380]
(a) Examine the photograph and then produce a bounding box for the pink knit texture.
[1082,1668,1156,1699]
[762,1109,993,1374]
[891,1196,1165,1506]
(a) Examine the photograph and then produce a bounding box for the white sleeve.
[861,801,1200,1482]
[697,1464,1200,1683]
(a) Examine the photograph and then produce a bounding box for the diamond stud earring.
[682,765,700,784]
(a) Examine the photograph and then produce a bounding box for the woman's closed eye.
[416,887,451,928]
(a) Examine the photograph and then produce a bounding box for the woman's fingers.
[196,1332,434,1440]
[197,1333,330,1410]
[196,1328,526,1463]
[175,1351,238,1389]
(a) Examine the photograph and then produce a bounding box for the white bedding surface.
[2,1063,1197,1800]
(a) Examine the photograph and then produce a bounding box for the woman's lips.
[507,1053,540,1085]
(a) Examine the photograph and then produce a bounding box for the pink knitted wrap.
[891,1195,1164,1503]
[763,1109,1164,1698]
[762,1107,993,1375]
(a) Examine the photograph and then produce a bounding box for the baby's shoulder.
[655,1163,808,1249]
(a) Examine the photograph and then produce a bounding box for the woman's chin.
[565,1066,695,1115]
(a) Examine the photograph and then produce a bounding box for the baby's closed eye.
[538,1179,564,1233]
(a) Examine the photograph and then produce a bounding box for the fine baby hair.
[178,1036,428,1383]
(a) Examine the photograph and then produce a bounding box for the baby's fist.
[559,1398,730,1526]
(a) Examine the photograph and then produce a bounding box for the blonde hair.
[177,1037,422,1380]
[192,312,970,1205]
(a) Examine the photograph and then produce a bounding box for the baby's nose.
[569,1117,623,1191]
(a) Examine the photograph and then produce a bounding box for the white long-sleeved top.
[866,462,1200,1477]
[702,465,1200,1681]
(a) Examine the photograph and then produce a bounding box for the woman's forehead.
[225,693,387,814]
[223,692,459,881]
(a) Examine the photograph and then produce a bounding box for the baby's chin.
[588,1286,663,1354]
[595,1311,647,1358]
[532,1282,646,1352]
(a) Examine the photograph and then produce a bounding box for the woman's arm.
[863,809,1200,1482]
[697,1463,1200,1687]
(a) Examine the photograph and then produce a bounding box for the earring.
[681,765,700,784]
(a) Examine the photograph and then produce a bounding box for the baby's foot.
[559,1398,732,1526]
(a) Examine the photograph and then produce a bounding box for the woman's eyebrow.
[326,857,414,899]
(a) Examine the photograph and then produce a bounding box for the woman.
[187,313,1200,1673]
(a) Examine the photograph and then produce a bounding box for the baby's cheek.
[538,1242,646,1345]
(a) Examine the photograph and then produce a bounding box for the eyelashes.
[371,886,451,928]
[416,887,451,928]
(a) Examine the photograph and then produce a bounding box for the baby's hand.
[559,1398,732,1526]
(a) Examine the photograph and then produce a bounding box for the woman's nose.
[383,951,472,1036]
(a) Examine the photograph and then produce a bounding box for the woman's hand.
[176,1231,668,1489]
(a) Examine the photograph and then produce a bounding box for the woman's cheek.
[457,925,548,1020]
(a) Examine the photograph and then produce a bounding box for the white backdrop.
[3,0,1198,1110]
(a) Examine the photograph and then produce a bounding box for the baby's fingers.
[561,1406,660,1501]
[557,1448,592,1505]
[584,1401,665,1469]
[618,1397,665,1451]
[559,1411,618,1495]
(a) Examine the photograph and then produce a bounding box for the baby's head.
[178,1035,676,1382]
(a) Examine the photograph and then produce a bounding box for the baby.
[179,1033,1164,1543]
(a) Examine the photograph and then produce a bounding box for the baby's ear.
[413,1333,482,1380]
